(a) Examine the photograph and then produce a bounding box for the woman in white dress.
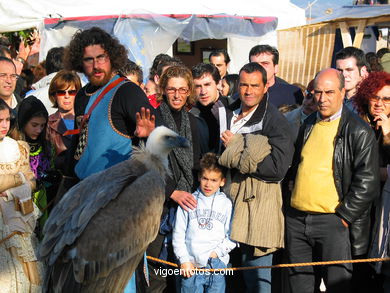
[0,99,43,292]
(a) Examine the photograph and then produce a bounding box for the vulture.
[39,126,189,292]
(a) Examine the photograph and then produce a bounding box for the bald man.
[286,68,380,293]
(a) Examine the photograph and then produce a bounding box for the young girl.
[14,95,58,237]
[0,99,43,292]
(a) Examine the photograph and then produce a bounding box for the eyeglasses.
[0,73,19,81]
[56,90,77,96]
[165,87,189,95]
[305,90,314,100]
[369,96,390,105]
[82,54,108,66]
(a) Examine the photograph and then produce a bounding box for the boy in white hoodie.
[173,153,236,293]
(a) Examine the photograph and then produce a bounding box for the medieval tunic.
[0,137,43,293]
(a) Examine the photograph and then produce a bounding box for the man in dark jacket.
[190,63,228,153]
[249,45,304,107]
[220,62,294,292]
[286,68,380,293]
[0,57,22,124]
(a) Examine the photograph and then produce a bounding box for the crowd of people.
[0,26,390,293]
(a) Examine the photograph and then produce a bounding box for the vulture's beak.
[173,135,190,149]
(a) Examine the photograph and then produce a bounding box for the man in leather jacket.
[286,68,380,293]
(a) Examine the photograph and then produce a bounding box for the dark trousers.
[286,208,352,293]
[145,233,176,293]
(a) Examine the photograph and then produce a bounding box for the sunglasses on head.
[56,89,77,96]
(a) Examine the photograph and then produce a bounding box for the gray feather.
[39,126,188,292]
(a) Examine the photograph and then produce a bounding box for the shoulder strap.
[63,77,126,136]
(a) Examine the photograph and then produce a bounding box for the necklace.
[195,190,216,230]
[84,84,100,97]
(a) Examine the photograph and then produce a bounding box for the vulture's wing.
[39,156,149,265]
[46,166,166,292]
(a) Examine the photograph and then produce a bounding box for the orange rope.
[146,255,390,272]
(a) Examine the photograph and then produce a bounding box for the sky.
[291,0,354,18]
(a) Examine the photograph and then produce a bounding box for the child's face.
[24,116,46,140]
[199,169,225,196]
[0,109,10,140]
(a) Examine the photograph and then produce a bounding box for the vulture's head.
[146,126,189,165]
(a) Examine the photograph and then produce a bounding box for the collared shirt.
[10,94,18,109]
[300,108,309,125]
[316,107,342,122]
[343,96,357,113]
[230,104,259,134]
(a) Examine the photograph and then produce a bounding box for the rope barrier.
[2,231,388,273]
[146,255,390,272]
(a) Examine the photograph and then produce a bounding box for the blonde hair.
[157,66,195,107]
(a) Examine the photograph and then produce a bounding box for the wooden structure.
[277,5,390,86]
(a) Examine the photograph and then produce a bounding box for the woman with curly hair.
[354,71,390,181]
[147,65,205,292]
[355,71,390,291]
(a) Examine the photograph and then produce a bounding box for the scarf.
[159,101,193,192]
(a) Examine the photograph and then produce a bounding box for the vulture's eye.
[164,135,174,141]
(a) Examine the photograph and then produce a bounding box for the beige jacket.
[0,138,35,192]
[219,133,284,256]
[0,138,37,233]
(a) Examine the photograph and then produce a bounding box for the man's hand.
[170,190,197,211]
[209,251,218,258]
[135,107,155,137]
[180,262,195,278]
[221,130,234,147]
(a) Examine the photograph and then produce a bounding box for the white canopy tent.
[0,0,306,75]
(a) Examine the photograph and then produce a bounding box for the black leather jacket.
[291,106,380,255]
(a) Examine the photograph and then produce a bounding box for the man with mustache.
[58,26,157,293]
[286,68,379,293]
[62,27,157,180]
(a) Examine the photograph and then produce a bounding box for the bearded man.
[62,27,157,180]
[58,26,157,293]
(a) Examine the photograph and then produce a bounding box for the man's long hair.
[64,27,128,73]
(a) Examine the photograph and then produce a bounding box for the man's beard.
[88,69,114,87]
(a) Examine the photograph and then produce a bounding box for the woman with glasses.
[354,71,390,180]
[147,65,203,292]
[354,71,390,292]
[46,70,81,172]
